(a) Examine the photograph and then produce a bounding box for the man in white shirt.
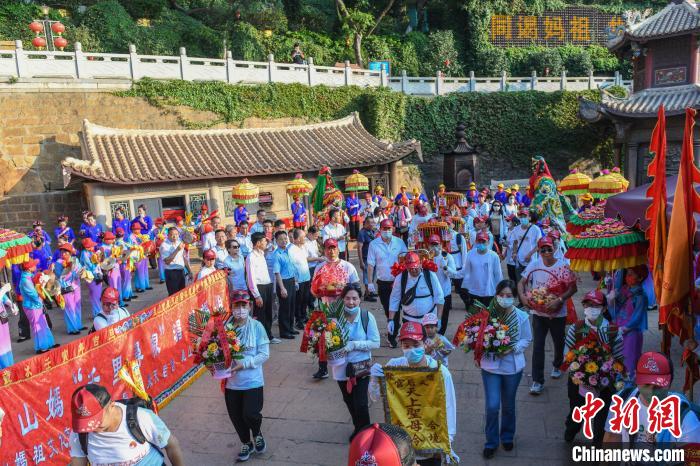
[461,231,503,308]
[511,209,542,282]
[360,191,378,220]
[235,220,254,258]
[388,252,444,347]
[159,227,187,296]
[304,226,323,313]
[93,287,130,331]
[249,209,266,234]
[366,219,407,346]
[517,236,577,395]
[447,220,470,310]
[408,203,433,239]
[212,229,229,269]
[201,216,221,251]
[289,228,311,330]
[246,231,280,344]
[428,234,456,335]
[322,208,349,260]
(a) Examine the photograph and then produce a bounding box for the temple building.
[579,0,700,188]
[61,113,421,225]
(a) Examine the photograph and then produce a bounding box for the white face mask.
[496,296,514,309]
[381,230,392,240]
[233,306,250,320]
[583,307,601,321]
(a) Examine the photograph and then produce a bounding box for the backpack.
[88,313,108,334]
[399,270,435,314]
[78,398,163,457]
[360,308,369,335]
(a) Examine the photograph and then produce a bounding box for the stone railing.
[0,41,632,95]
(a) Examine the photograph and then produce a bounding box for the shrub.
[270,29,346,66]
[526,47,563,76]
[230,0,288,32]
[425,30,463,76]
[65,25,103,52]
[79,0,140,53]
[558,45,593,75]
[475,46,507,76]
[0,3,40,45]
[230,21,266,61]
[588,45,622,75]
[118,0,166,19]
[145,10,221,57]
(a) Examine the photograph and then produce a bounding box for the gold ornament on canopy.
[558,169,592,196]
[231,178,259,204]
[589,170,624,199]
[345,169,369,192]
[286,173,313,195]
[610,167,629,191]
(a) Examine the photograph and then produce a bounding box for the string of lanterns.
[28,18,68,51]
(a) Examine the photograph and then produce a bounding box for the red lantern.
[444,59,451,67]
[51,22,65,35]
[29,21,43,34]
[53,37,68,51]
[32,36,47,49]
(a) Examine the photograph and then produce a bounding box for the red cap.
[22,258,39,270]
[115,227,125,236]
[636,352,672,387]
[203,224,214,234]
[428,234,441,245]
[101,287,119,304]
[398,321,424,342]
[537,236,553,249]
[517,209,529,217]
[176,216,183,222]
[324,238,338,249]
[404,251,420,268]
[130,222,142,231]
[548,229,561,239]
[82,238,97,249]
[71,385,109,433]
[203,249,216,260]
[475,231,489,243]
[103,232,115,241]
[155,218,164,226]
[58,243,75,254]
[347,424,402,466]
[474,215,488,224]
[379,219,393,229]
[581,289,605,306]
[231,290,251,304]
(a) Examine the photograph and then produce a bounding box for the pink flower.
[589,376,598,386]
[573,371,584,380]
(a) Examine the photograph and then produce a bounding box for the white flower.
[496,330,506,340]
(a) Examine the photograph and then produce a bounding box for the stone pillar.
[560,69,567,90]
[128,44,138,80]
[531,70,537,91]
[307,57,314,86]
[626,142,639,189]
[401,69,408,94]
[389,161,401,196]
[226,50,234,83]
[74,42,84,79]
[84,183,109,227]
[268,54,275,83]
[588,69,594,90]
[14,40,27,78]
[435,70,441,95]
[500,70,507,91]
[469,71,475,92]
[179,47,188,80]
[344,60,351,86]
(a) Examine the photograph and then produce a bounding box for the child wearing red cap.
[563,289,623,444]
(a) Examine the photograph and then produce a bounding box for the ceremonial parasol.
[610,167,630,191]
[286,173,313,195]
[0,249,6,268]
[231,178,259,205]
[566,201,606,236]
[565,218,648,272]
[0,228,33,266]
[344,169,369,192]
[589,170,625,199]
[558,169,592,196]
[416,219,450,250]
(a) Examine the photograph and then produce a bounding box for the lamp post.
[28,5,68,51]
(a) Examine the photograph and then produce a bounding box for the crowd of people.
[1,179,698,466]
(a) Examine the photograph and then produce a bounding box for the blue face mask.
[520,218,529,226]
[403,347,425,364]
[476,243,488,253]
[345,305,360,315]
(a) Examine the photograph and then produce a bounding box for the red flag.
[659,108,700,341]
[645,105,667,305]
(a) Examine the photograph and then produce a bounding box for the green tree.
[335,0,397,67]
[79,0,140,53]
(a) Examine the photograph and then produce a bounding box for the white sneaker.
[551,368,562,379]
[270,338,281,344]
[530,382,544,395]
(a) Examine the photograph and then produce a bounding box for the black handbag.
[60,285,74,295]
[346,358,372,380]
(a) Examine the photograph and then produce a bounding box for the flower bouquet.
[189,307,244,379]
[300,299,348,366]
[311,262,350,299]
[525,286,559,313]
[523,267,576,315]
[456,317,512,356]
[561,332,625,395]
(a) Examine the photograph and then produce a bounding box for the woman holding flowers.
[478,280,532,459]
[332,283,380,442]
[563,289,624,445]
[224,290,270,462]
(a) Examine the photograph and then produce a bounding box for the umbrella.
[604,175,700,242]
[565,218,648,272]
[344,169,369,192]
[558,169,592,195]
[231,178,259,205]
[610,167,630,191]
[0,228,33,266]
[286,173,313,195]
[589,171,625,199]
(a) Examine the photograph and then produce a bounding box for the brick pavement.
[7,259,697,466]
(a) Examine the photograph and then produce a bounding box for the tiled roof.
[599,84,700,117]
[62,113,421,185]
[610,0,700,48]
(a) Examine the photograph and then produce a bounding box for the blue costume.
[372,194,384,205]
[291,201,307,227]
[132,215,153,234]
[54,226,75,243]
[20,270,56,352]
[80,223,104,243]
[80,248,104,317]
[494,190,508,204]
[346,196,360,218]
[394,192,413,204]
[234,206,248,226]
[112,217,131,235]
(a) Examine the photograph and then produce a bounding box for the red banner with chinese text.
[0,270,228,466]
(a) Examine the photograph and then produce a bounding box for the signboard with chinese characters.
[489,7,624,47]
[655,66,688,86]
[380,365,453,461]
[0,271,229,465]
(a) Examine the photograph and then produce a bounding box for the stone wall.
[0,91,223,231]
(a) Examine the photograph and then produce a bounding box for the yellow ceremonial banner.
[381,365,451,459]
